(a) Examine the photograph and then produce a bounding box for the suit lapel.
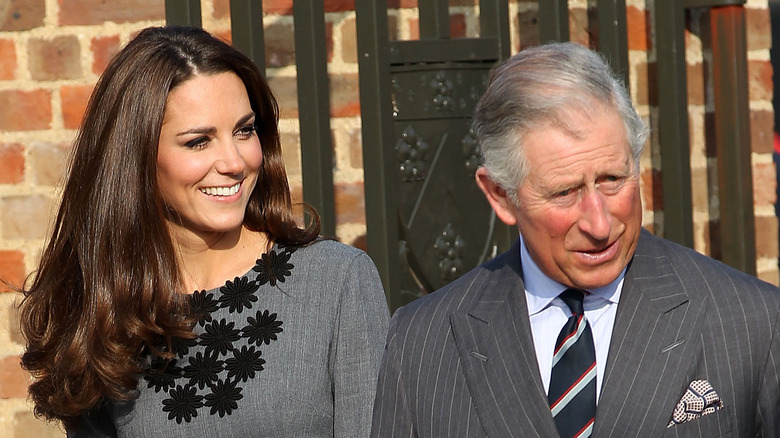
[450,241,558,437]
[593,231,708,437]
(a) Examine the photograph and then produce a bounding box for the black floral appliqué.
[190,290,219,327]
[242,309,284,346]
[170,336,199,357]
[183,351,224,389]
[144,357,182,393]
[150,244,293,423]
[219,276,259,313]
[253,249,294,286]
[225,346,265,382]
[162,385,203,424]
[200,319,241,356]
[205,379,243,417]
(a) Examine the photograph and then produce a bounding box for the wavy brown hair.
[18,26,319,428]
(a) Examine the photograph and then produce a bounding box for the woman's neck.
[169,226,270,293]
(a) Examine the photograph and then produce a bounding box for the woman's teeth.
[200,182,240,196]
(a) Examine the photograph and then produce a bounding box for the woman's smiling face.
[156,71,262,242]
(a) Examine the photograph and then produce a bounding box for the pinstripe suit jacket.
[371,230,780,437]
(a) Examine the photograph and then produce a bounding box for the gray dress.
[72,239,390,438]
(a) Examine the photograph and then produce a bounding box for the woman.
[18,26,389,437]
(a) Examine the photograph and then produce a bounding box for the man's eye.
[598,176,625,194]
[554,188,573,198]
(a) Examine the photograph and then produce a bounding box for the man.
[371,42,780,437]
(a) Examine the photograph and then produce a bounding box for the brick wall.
[0,0,775,435]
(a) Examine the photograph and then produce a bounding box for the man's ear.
[475,167,518,226]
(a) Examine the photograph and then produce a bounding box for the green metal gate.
[165,0,757,311]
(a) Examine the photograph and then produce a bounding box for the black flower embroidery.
[190,290,219,327]
[242,309,284,346]
[219,276,259,313]
[225,346,265,382]
[144,357,182,393]
[253,249,293,286]
[200,319,241,356]
[204,379,243,417]
[162,385,203,424]
[170,336,199,357]
[183,351,225,389]
[149,244,298,423]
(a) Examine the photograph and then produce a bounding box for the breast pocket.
[664,407,734,438]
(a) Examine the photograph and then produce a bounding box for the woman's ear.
[475,167,519,226]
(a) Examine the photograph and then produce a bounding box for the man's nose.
[577,189,611,241]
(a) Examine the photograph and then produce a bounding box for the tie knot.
[559,288,586,315]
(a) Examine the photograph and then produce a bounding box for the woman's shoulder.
[287,238,367,261]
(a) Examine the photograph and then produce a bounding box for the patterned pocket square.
[667,380,724,428]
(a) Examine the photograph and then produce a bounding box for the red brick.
[0,143,25,184]
[640,167,663,212]
[746,7,771,51]
[28,35,82,81]
[348,124,362,169]
[748,59,772,102]
[91,35,120,75]
[213,0,230,19]
[280,131,301,177]
[388,0,418,8]
[451,13,466,38]
[263,0,355,12]
[13,410,65,438]
[264,0,293,15]
[324,0,355,12]
[686,61,705,106]
[755,215,778,259]
[0,355,28,397]
[0,195,55,240]
[214,29,232,45]
[753,161,776,207]
[0,39,17,80]
[265,21,295,68]
[751,110,774,154]
[341,17,358,64]
[61,84,94,130]
[58,0,164,25]
[516,9,540,51]
[0,250,25,292]
[30,142,70,186]
[409,18,419,40]
[326,22,334,62]
[568,7,590,48]
[268,76,299,118]
[0,89,52,132]
[626,6,649,51]
[0,0,45,31]
[330,73,360,117]
[334,181,365,225]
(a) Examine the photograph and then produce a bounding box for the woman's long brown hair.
[17,26,319,427]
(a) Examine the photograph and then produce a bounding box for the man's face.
[477,106,642,290]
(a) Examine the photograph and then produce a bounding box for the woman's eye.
[184,136,209,149]
[235,125,256,140]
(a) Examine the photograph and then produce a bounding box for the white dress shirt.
[520,237,625,403]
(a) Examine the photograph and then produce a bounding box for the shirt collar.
[520,235,624,315]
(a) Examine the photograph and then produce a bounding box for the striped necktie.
[548,288,597,438]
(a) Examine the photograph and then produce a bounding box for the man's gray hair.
[472,42,649,201]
